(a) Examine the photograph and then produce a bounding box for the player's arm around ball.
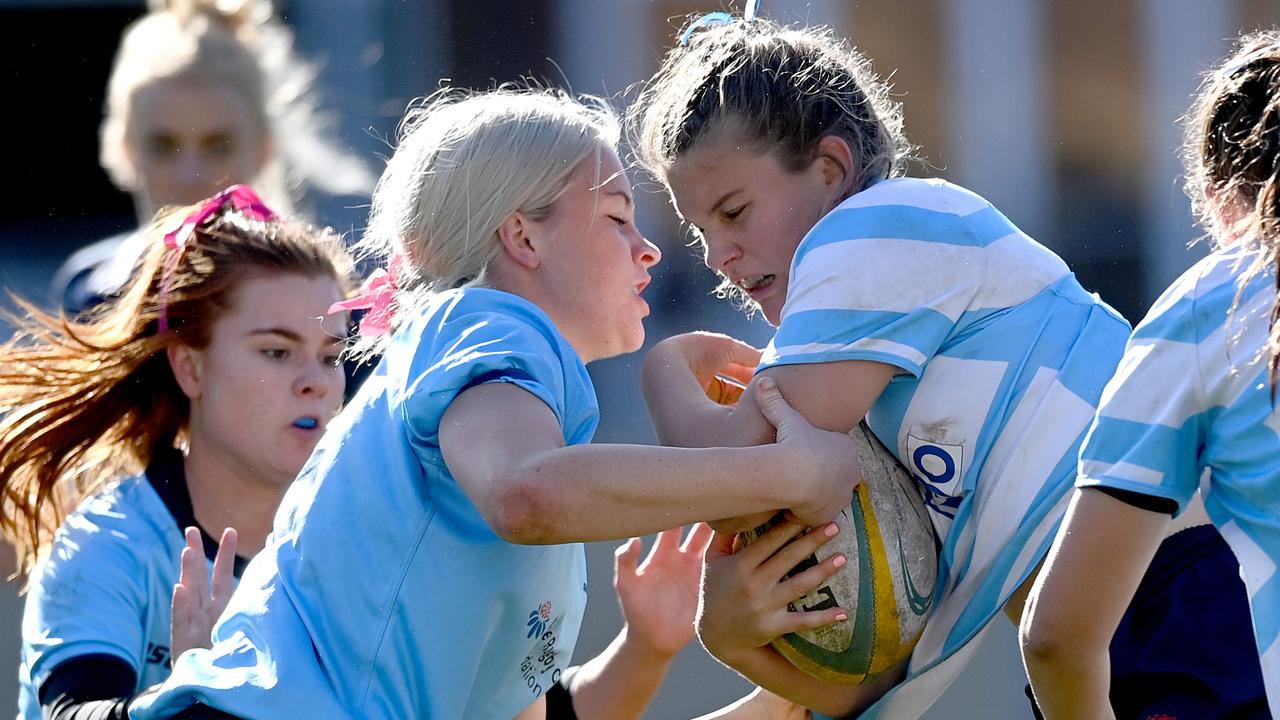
[642,333,896,537]
[696,519,901,718]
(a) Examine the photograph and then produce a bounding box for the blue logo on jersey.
[526,601,552,639]
[907,436,965,520]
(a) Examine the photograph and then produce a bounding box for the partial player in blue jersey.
[1021,28,1280,719]
[630,13,1133,718]
[127,88,862,720]
[0,185,356,720]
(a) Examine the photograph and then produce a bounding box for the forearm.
[39,655,139,720]
[566,627,676,720]
[1019,489,1169,720]
[495,444,803,543]
[712,645,892,719]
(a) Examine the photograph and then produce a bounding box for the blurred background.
[2,0,1278,717]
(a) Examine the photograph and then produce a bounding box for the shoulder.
[796,178,1019,263]
[399,289,580,377]
[32,475,176,592]
[395,289,595,433]
[1134,247,1258,343]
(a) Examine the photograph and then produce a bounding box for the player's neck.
[182,445,288,557]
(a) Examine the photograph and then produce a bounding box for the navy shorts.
[1028,523,1271,719]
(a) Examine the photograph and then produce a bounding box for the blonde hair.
[1181,28,1280,396]
[100,0,374,205]
[0,196,353,574]
[354,87,620,347]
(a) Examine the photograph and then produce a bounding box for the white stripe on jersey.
[765,338,929,371]
[785,238,985,318]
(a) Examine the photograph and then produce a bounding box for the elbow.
[482,471,559,545]
[1019,609,1087,675]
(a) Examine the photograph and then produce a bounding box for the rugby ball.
[708,376,939,684]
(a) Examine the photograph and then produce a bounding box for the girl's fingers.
[683,522,715,555]
[180,539,208,608]
[772,605,849,636]
[734,515,809,566]
[210,528,237,602]
[759,522,841,582]
[651,526,682,557]
[614,536,643,576]
[722,362,757,386]
[704,530,739,561]
[172,582,190,626]
[776,552,847,606]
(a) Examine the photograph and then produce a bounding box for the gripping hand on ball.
[697,519,846,665]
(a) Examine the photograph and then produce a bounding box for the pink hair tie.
[329,255,405,337]
[158,185,278,332]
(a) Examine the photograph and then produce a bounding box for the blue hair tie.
[680,0,761,45]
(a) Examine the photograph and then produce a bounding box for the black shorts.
[1029,524,1271,719]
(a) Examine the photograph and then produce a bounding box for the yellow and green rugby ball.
[708,375,939,684]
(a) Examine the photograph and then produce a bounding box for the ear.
[812,135,857,196]
[167,344,206,401]
[496,211,541,270]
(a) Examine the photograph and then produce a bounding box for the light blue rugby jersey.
[19,453,226,720]
[761,178,1131,717]
[1079,245,1280,714]
[131,289,597,720]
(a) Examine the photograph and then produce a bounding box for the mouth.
[634,276,651,295]
[291,416,321,431]
[737,274,776,297]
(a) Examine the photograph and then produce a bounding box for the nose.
[634,231,661,269]
[294,357,340,401]
[175,146,208,185]
[703,233,740,271]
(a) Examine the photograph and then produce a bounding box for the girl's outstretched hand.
[615,523,716,660]
[170,526,237,661]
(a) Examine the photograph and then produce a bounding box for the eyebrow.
[709,188,742,214]
[247,327,303,342]
[603,188,633,207]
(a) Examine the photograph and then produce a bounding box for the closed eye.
[722,204,747,221]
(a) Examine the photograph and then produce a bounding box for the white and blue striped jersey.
[19,452,232,719]
[131,289,597,720]
[1079,245,1280,713]
[761,178,1131,717]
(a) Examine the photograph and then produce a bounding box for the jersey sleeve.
[1076,278,1208,514]
[761,203,986,377]
[402,300,570,451]
[23,511,152,694]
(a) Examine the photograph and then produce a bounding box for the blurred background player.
[51,0,374,316]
